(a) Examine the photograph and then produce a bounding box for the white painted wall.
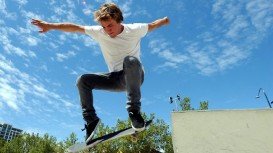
[172,109,273,153]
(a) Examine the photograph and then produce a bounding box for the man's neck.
[119,24,124,35]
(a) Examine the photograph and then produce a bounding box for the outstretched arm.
[148,17,170,32]
[31,19,85,34]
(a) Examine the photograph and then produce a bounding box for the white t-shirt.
[84,23,148,72]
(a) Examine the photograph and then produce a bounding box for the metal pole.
[263,90,272,108]
[256,88,272,108]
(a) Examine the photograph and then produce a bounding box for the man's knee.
[123,56,141,68]
[76,74,90,88]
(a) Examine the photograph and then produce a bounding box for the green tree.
[0,133,61,153]
[0,134,25,153]
[0,114,173,153]
[199,101,209,110]
[62,132,78,150]
[180,97,194,111]
[179,97,209,111]
[0,137,6,149]
[85,113,173,153]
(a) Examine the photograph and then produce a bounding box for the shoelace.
[81,124,87,131]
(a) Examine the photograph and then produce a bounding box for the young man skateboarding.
[32,2,170,143]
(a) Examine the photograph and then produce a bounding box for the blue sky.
[0,0,273,141]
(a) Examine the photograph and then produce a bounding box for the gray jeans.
[76,56,144,124]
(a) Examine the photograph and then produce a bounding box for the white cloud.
[20,10,42,22]
[14,0,28,6]
[154,62,179,71]
[185,43,217,75]
[56,50,76,62]
[83,9,92,16]
[246,0,273,32]
[0,56,24,111]
[59,34,67,41]
[19,27,31,34]
[0,79,20,111]
[40,65,48,72]
[216,41,249,70]
[0,0,5,11]
[70,69,79,76]
[0,23,40,59]
[225,15,248,39]
[120,0,132,18]
[66,0,76,9]
[48,1,84,24]
[159,49,188,64]
[148,38,189,71]
[0,0,17,19]
[53,5,66,16]
[152,0,273,76]
[4,43,27,57]
[28,50,37,58]
[82,37,100,56]
[0,54,78,115]
[49,42,59,49]
[26,36,39,46]
[187,46,213,67]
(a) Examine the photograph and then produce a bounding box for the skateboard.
[66,119,153,153]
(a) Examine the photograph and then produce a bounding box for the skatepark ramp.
[171,109,273,153]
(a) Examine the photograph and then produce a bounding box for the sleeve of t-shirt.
[131,23,149,38]
[84,26,101,41]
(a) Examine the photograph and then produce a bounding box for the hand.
[31,19,50,33]
[163,17,170,25]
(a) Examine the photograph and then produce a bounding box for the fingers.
[31,19,46,26]
[31,19,38,24]
[164,17,170,25]
[31,19,41,25]
[31,19,48,33]
[31,18,41,22]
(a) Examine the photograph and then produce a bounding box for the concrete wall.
[171,109,273,153]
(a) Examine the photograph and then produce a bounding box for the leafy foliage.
[86,113,173,153]
[0,133,60,153]
[180,97,193,111]
[179,96,209,111]
[0,137,6,149]
[199,101,209,110]
[0,114,173,153]
[0,96,208,153]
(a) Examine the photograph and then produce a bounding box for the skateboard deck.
[66,119,153,153]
